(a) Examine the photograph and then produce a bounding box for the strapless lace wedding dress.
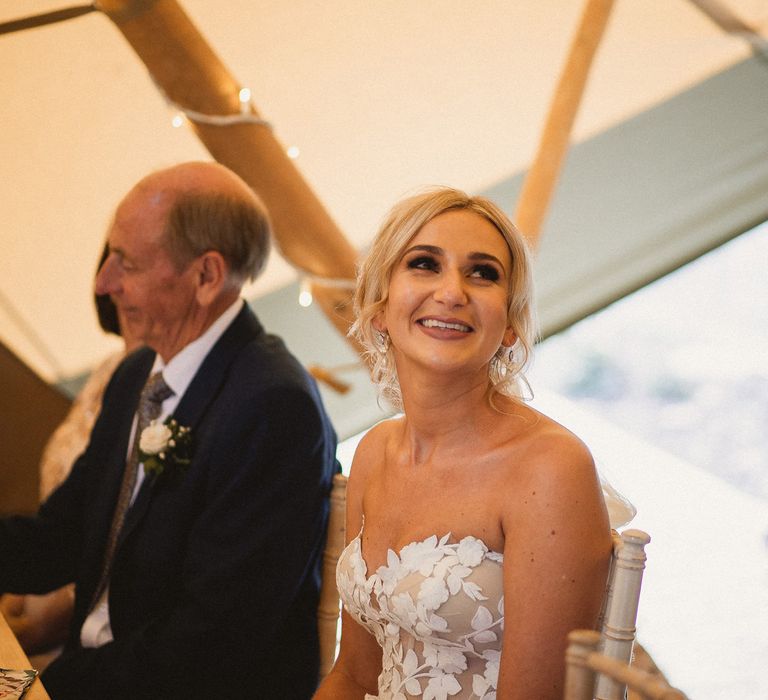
[336,525,504,699]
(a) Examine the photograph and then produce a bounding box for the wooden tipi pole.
[514,0,615,248]
[97,0,358,336]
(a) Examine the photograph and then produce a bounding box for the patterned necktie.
[90,372,174,609]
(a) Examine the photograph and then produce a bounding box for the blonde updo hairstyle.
[351,187,537,409]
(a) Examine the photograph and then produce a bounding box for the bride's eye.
[407,255,439,272]
[469,264,500,282]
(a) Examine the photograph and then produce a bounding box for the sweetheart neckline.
[349,519,504,581]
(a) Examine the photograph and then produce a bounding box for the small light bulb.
[171,113,185,128]
[299,278,313,307]
[239,87,251,104]
[287,145,300,159]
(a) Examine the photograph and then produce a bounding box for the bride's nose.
[432,269,468,307]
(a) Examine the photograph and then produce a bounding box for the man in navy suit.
[0,162,338,699]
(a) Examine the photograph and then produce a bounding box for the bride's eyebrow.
[402,244,442,256]
[468,252,506,269]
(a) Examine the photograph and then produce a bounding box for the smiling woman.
[314,187,612,700]
[351,188,536,411]
[377,210,516,392]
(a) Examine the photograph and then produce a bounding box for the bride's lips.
[417,317,473,334]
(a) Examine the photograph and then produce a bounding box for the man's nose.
[94,254,119,296]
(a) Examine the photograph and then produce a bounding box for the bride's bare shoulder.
[499,406,609,542]
[510,405,593,467]
[357,415,403,449]
[493,406,600,507]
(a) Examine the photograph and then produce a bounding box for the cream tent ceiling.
[1,0,765,386]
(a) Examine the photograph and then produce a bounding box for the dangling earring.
[370,329,392,390]
[374,330,391,362]
[489,344,514,390]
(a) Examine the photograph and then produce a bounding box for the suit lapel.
[173,305,263,431]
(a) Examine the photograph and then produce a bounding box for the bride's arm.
[497,428,612,699]
[313,610,382,698]
[313,430,384,699]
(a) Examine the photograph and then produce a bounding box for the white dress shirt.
[80,298,244,647]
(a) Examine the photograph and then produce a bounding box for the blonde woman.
[315,188,611,699]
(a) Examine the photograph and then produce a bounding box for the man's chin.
[121,317,149,343]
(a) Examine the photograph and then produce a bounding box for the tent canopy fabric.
[1,1,765,399]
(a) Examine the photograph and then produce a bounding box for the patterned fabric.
[337,524,504,700]
[39,351,125,500]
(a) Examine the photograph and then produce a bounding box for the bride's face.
[377,209,516,378]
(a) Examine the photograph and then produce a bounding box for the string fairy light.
[150,74,272,128]
[298,278,313,308]
[153,79,308,160]
[297,274,356,308]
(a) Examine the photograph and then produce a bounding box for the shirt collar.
[151,297,244,399]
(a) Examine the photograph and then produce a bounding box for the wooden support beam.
[97,0,359,336]
[514,0,615,248]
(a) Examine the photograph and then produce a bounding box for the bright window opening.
[530,222,768,699]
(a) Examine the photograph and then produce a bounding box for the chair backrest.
[565,629,687,700]
[596,528,651,699]
[565,527,652,700]
[317,472,347,679]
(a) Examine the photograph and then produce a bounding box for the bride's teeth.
[421,319,470,332]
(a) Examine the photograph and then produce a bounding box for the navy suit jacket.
[0,305,338,699]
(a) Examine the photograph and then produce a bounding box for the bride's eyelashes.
[405,255,502,283]
[469,264,500,282]
[406,255,439,272]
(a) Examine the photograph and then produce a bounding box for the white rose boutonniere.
[138,418,193,479]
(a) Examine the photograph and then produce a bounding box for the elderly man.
[0,162,338,699]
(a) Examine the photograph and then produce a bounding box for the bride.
[314,187,612,699]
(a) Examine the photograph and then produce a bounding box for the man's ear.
[194,251,228,306]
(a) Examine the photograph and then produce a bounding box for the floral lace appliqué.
[337,528,504,700]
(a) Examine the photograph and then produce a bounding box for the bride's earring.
[374,330,391,370]
[489,344,513,387]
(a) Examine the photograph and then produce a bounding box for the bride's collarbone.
[385,415,541,474]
